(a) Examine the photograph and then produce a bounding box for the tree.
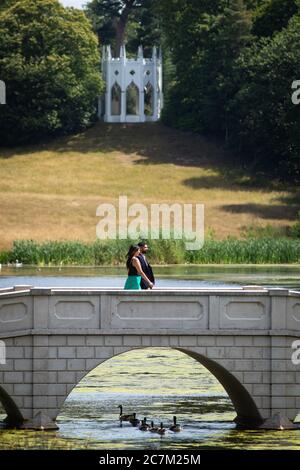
[214,0,253,140]
[0,0,104,146]
[252,0,298,37]
[157,0,226,129]
[0,0,15,11]
[126,0,163,56]
[158,0,252,135]
[229,14,300,180]
[86,0,141,56]
[85,0,163,56]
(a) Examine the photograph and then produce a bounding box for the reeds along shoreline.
[1,237,300,266]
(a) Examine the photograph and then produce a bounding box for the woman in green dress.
[124,245,154,290]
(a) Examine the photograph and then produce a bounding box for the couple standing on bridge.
[124,241,155,290]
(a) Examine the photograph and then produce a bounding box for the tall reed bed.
[3,237,300,265]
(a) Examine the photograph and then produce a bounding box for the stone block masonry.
[0,286,300,430]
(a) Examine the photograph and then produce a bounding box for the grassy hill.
[0,122,299,252]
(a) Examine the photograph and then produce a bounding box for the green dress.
[124,261,142,290]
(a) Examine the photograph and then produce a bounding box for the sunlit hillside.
[0,122,299,251]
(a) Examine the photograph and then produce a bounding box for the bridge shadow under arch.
[177,349,263,428]
[59,347,263,429]
[0,385,23,427]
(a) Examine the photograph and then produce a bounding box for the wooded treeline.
[1,0,300,182]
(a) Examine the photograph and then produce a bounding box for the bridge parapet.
[0,286,300,337]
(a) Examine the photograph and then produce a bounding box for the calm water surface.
[1,264,300,289]
[1,265,300,450]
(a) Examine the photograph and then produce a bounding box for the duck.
[169,416,182,432]
[156,422,166,435]
[129,413,140,427]
[139,417,150,431]
[149,421,159,433]
[118,405,135,422]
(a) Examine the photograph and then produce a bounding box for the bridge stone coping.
[0,285,300,337]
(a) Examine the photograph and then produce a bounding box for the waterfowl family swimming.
[118,405,135,422]
[117,407,182,435]
[169,416,182,432]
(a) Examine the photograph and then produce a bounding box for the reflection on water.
[1,266,300,449]
[1,348,300,450]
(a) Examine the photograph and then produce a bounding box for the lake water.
[1,264,300,289]
[0,264,300,450]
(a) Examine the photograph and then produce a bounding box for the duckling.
[157,422,166,436]
[118,405,135,422]
[139,417,150,431]
[129,413,140,427]
[149,421,159,433]
[169,416,182,432]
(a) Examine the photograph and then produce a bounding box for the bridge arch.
[178,349,263,427]
[56,346,263,429]
[0,384,23,427]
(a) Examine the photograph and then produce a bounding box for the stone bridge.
[0,285,300,430]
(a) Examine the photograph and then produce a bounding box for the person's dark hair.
[126,245,140,269]
[138,241,148,248]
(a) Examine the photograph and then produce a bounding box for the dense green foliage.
[3,236,300,265]
[85,0,162,56]
[0,0,103,145]
[158,0,300,182]
[0,0,14,11]
[229,15,300,179]
[252,0,298,37]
